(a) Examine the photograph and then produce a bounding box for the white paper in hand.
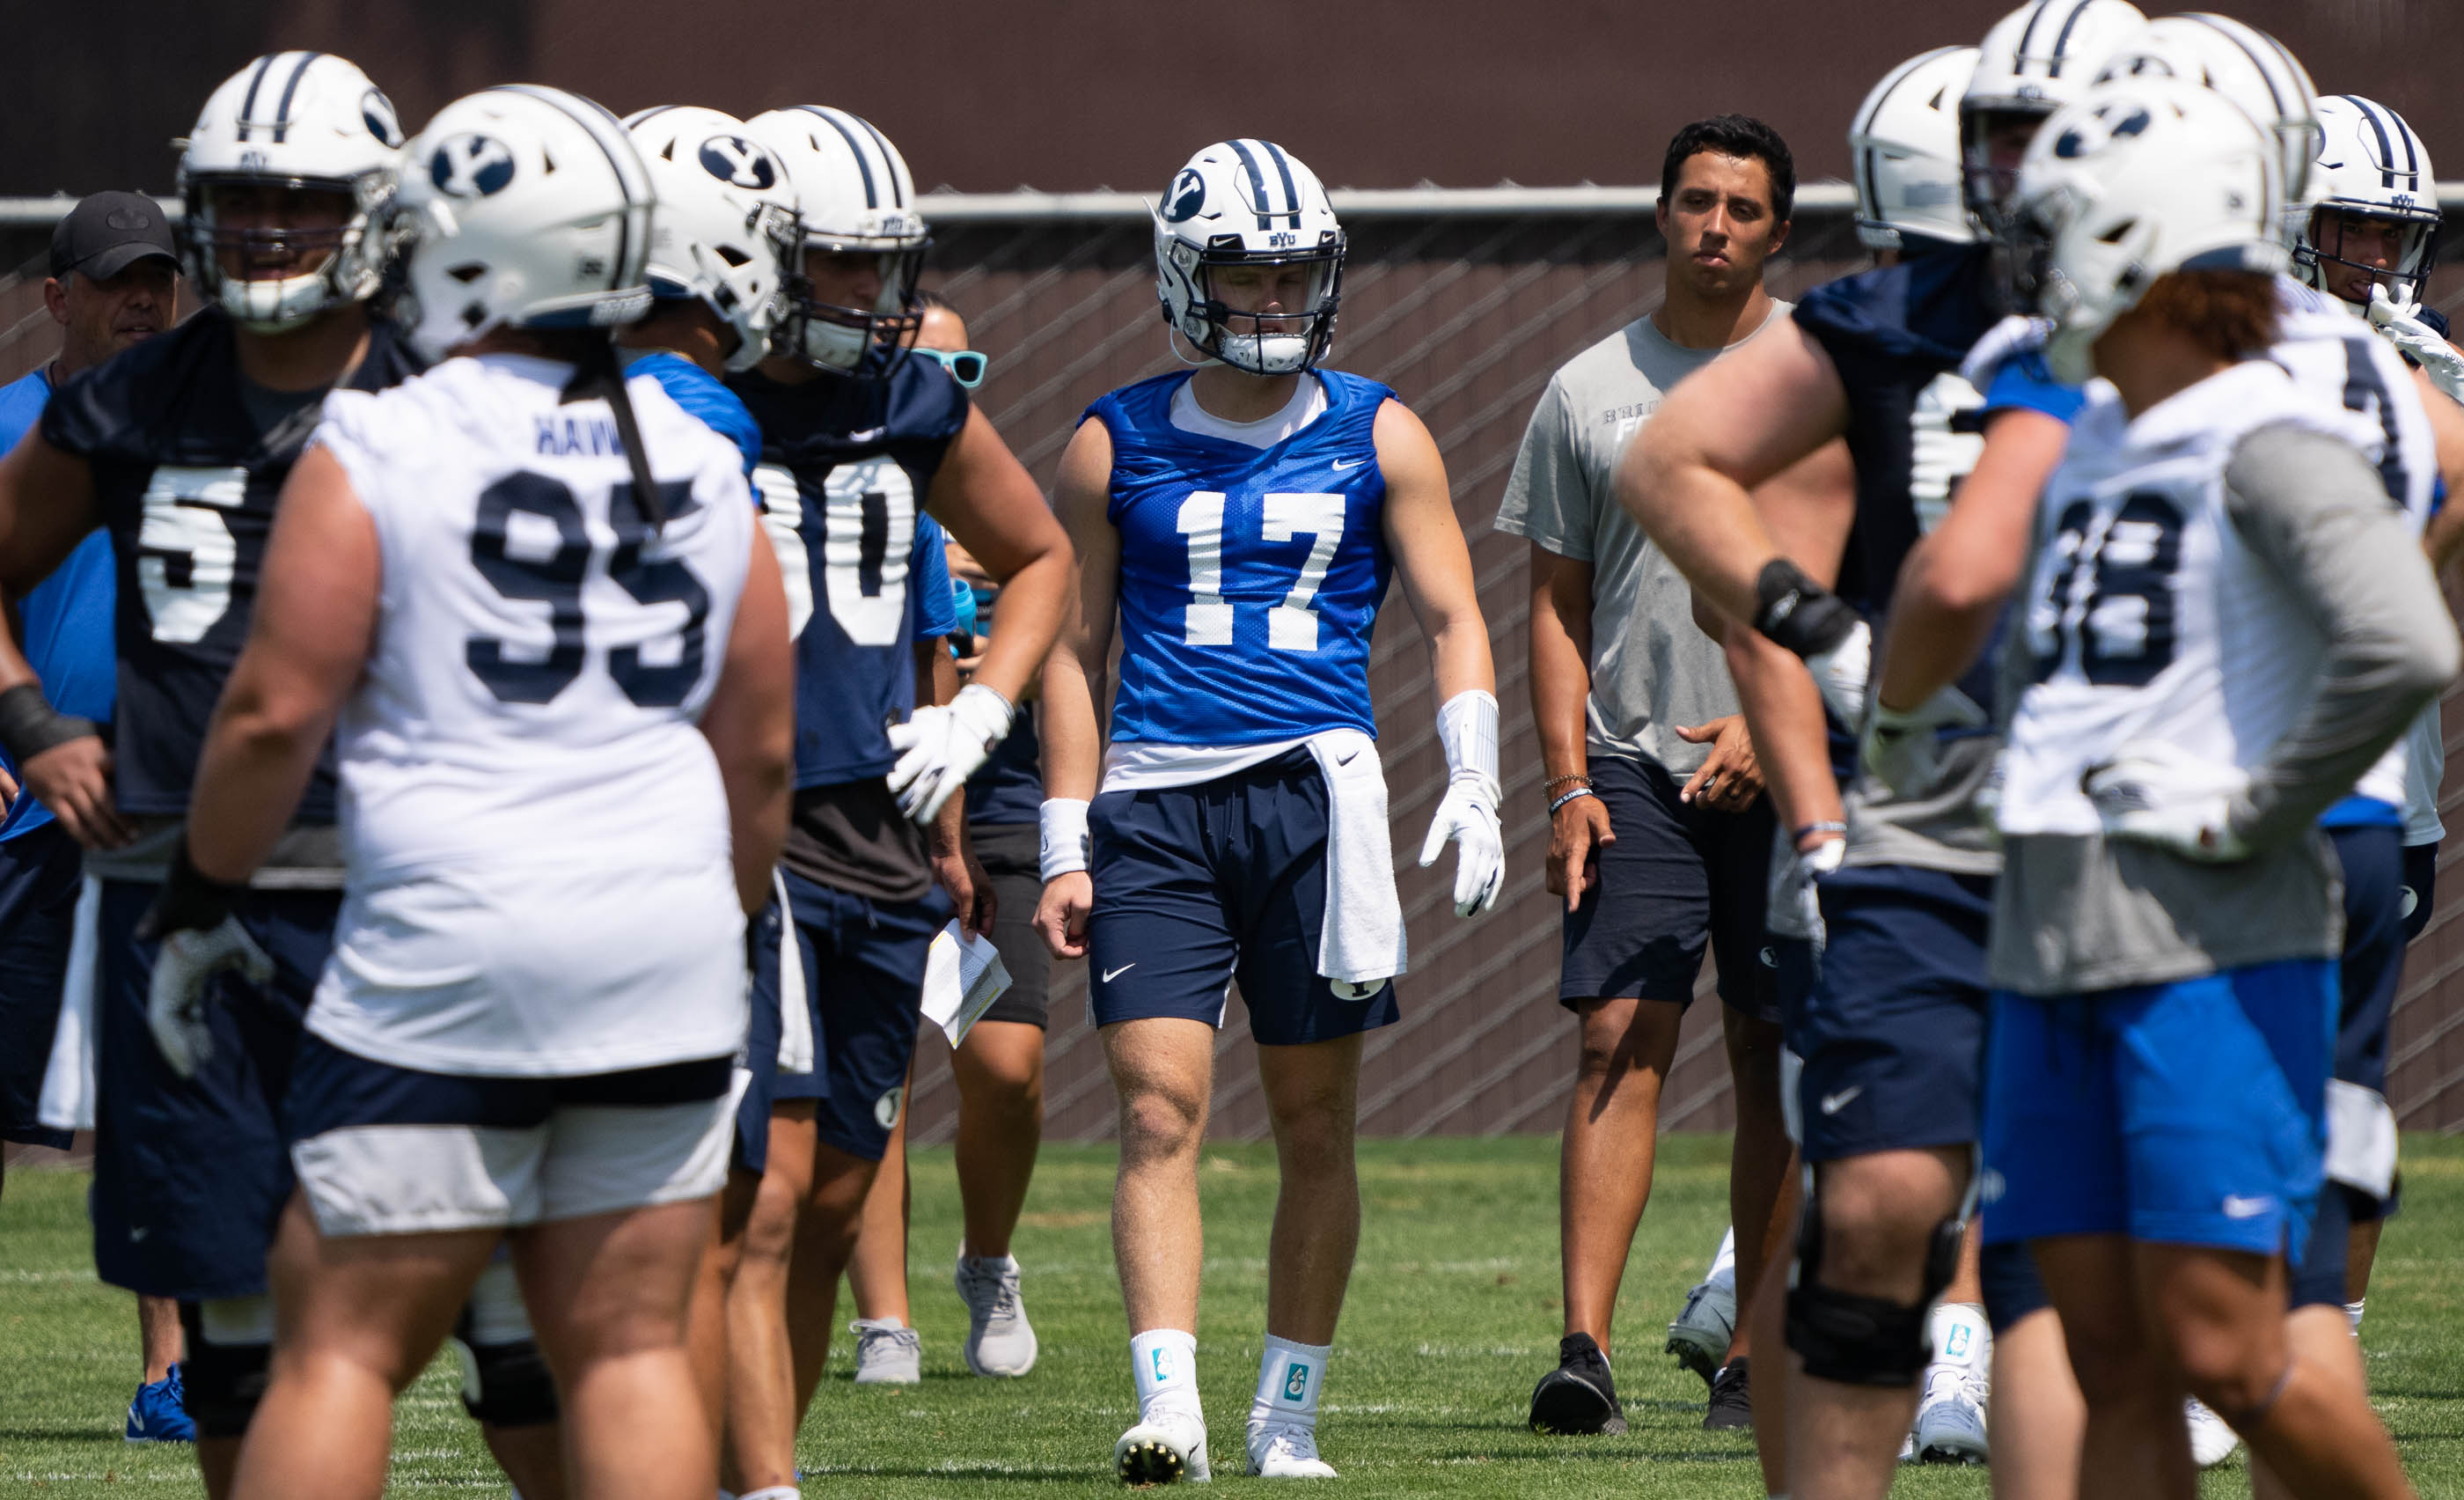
[920,922,1013,1050]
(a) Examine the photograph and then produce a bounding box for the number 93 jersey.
[38,308,424,821]
[310,355,756,883]
[1090,370,1396,746]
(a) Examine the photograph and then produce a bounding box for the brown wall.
[10,1,2464,199]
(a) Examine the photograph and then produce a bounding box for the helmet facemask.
[781,233,930,372]
[1166,232,1344,377]
[2296,204,2439,309]
[183,173,391,331]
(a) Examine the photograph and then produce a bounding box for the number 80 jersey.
[1091,370,1395,746]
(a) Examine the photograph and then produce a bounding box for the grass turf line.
[4,1133,2460,1496]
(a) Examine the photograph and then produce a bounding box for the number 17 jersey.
[1090,370,1395,746]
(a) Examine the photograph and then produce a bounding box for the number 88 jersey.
[1091,370,1395,746]
[1995,360,2387,838]
[39,309,424,822]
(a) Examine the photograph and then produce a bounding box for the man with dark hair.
[0,191,188,1443]
[1501,114,1821,1437]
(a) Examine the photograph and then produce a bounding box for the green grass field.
[5,1133,2462,1496]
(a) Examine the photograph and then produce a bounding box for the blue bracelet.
[1550,786,1599,814]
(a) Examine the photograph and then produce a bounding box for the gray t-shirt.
[1494,304,1792,776]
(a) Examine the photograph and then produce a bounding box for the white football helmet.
[742,106,928,371]
[2092,14,2317,224]
[392,85,654,364]
[176,52,404,330]
[2013,76,2284,382]
[1153,139,1346,376]
[1962,0,2150,226]
[625,106,801,371]
[2298,95,2440,307]
[1851,47,1981,254]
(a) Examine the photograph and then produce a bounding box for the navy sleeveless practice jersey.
[39,309,423,821]
[733,349,969,787]
[1089,370,1395,746]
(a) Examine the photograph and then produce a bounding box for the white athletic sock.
[2345,1298,2366,1336]
[1927,1301,1991,1379]
[1251,1334,1331,1431]
[1131,1327,1201,1420]
[1706,1225,1739,1293]
[737,1488,799,1500]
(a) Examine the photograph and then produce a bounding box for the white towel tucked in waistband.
[38,875,101,1132]
[1305,729,1406,989]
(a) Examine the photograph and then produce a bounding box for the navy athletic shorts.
[970,822,1052,1028]
[733,893,790,1175]
[1558,754,1778,1020]
[1978,1237,2050,1334]
[1793,864,1992,1163]
[769,871,947,1162]
[0,822,82,1148]
[1087,750,1401,1047]
[92,879,336,1301]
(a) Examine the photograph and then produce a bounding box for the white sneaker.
[1247,1420,1337,1479]
[1910,1369,1989,1464]
[2186,1397,2241,1467]
[1664,1277,1738,1387]
[955,1251,1038,1377]
[849,1318,920,1385]
[1116,1405,1211,1484]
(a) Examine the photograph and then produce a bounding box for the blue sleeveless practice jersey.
[39,309,423,821]
[0,366,115,842]
[1089,370,1396,746]
[625,349,763,477]
[732,349,970,787]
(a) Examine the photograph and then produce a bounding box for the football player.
[727,104,1071,1497]
[148,84,791,1500]
[1033,139,1503,1482]
[0,55,559,1500]
[1982,77,2440,1496]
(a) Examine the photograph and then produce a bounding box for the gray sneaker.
[850,1317,921,1385]
[954,1250,1038,1377]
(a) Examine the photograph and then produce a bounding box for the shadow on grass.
[1433,1445,1756,1465]
[799,1463,1096,1482]
[0,1426,143,1445]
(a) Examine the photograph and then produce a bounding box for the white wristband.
[1038,798,1091,881]
[1436,688,1501,805]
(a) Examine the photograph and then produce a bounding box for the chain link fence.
[1,189,2460,1141]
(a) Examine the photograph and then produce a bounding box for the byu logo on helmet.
[432,134,517,196]
[361,89,403,148]
[698,135,777,189]
[1164,167,1206,223]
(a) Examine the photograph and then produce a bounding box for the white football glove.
[2083,740,2253,863]
[1859,686,1987,799]
[1801,618,1873,727]
[147,917,273,1078]
[2367,284,2464,406]
[1770,834,1844,946]
[1421,690,1504,917]
[887,682,1015,826]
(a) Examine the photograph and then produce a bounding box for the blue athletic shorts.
[92,879,337,1301]
[0,822,82,1148]
[1558,754,1778,1020]
[1087,751,1400,1047]
[1793,864,1993,1163]
[769,871,946,1162]
[1982,959,2333,1260]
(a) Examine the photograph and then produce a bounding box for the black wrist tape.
[0,682,99,764]
[1752,560,1859,659]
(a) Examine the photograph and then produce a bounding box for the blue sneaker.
[126,1364,195,1443]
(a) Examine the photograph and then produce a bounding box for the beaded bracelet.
[1543,771,1592,793]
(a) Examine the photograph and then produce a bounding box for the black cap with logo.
[49,192,180,281]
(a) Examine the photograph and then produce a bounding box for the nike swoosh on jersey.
[1819,1086,1862,1115]
[847,426,885,443]
[1103,963,1136,983]
[2221,1195,2273,1219]
[1331,457,1368,470]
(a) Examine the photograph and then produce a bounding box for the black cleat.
[1705,1357,1754,1430]
[1529,1333,1628,1436]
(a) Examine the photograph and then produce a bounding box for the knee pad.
[451,1256,559,1427]
[1783,1176,1962,1388]
[180,1298,274,1439]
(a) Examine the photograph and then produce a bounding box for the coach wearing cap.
[0,189,181,1430]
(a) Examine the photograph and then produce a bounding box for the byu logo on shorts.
[875,1085,906,1131]
[431,134,517,197]
[1164,167,1206,223]
[699,135,778,189]
[1283,1362,1309,1401]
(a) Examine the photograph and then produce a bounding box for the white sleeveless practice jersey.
[303,353,758,1077]
[2271,277,2440,815]
[1996,359,2387,838]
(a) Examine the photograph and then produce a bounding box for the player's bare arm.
[699,526,796,916]
[1529,542,1609,910]
[2412,364,2464,573]
[925,404,1074,709]
[184,444,380,882]
[0,426,127,847]
[1033,416,1118,959]
[1376,398,1493,702]
[1616,317,1851,624]
[1873,407,2071,710]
